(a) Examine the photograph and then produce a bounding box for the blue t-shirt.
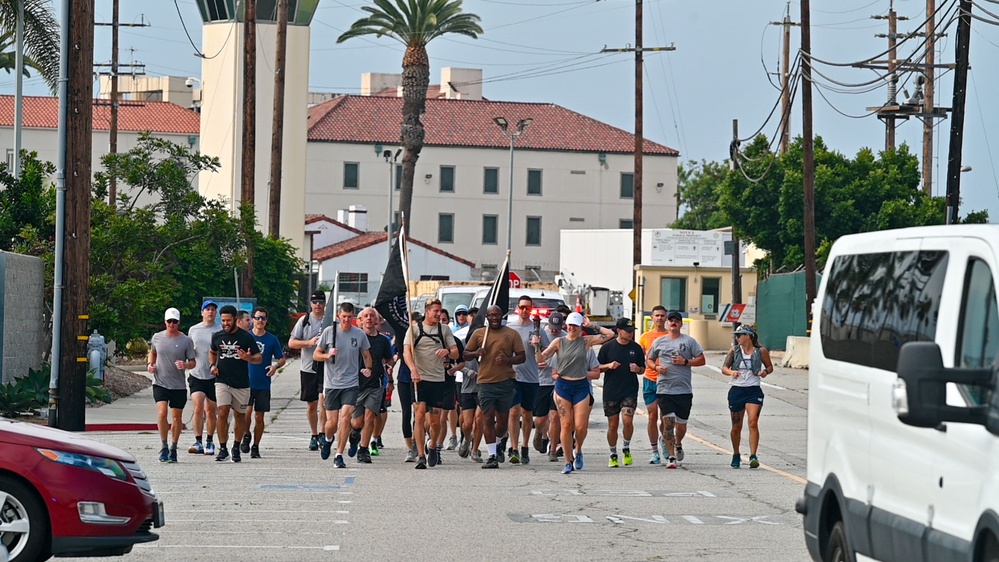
[248,331,284,390]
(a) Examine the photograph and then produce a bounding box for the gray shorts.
[477,379,516,414]
[352,387,385,418]
[324,387,359,412]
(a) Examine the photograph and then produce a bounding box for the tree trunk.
[398,44,430,231]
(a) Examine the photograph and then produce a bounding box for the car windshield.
[441,292,475,316]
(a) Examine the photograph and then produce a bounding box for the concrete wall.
[0,252,44,384]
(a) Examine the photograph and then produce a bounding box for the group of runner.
[147,290,775,472]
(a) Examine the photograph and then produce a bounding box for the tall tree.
[672,159,731,230]
[337,0,482,229]
[0,0,59,91]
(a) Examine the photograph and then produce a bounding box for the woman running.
[721,325,773,469]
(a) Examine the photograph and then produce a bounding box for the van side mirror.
[895,342,995,433]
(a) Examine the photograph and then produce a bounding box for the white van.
[797,225,999,562]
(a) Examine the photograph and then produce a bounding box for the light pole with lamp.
[493,117,533,252]
[383,148,402,260]
[304,229,320,304]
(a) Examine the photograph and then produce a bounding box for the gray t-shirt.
[509,318,552,384]
[150,330,196,390]
[647,333,704,395]
[317,324,370,390]
[187,322,218,380]
[291,312,325,374]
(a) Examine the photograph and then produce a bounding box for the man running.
[210,304,262,463]
[289,290,328,451]
[403,299,459,469]
[639,306,669,464]
[241,307,285,459]
[646,310,706,469]
[314,302,372,468]
[347,307,393,464]
[187,301,219,455]
[597,317,644,467]
[149,308,196,463]
[463,305,526,469]
[507,295,551,465]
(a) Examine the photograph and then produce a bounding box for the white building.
[306,68,680,278]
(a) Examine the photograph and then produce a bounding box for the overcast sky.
[11,0,999,221]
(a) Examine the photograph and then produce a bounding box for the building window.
[438,213,454,243]
[343,162,359,189]
[483,167,499,194]
[395,164,402,191]
[482,215,498,245]
[620,172,634,199]
[701,277,720,315]
[619,219,633,229]
[527,169,542,196]
[526,216,542,246]
[337,272,368,293]
[660,277,687,312]
[440,165,455,193]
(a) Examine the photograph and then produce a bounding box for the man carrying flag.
[374,231,411,338]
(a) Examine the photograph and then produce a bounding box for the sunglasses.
[253,316,268,321]
[517,305,531,310]
[166,319,179,324]
[311,299,325,304]
[456,311,468,315]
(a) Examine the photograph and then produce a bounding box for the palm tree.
[0,0,59,92]
[337,0,482,232]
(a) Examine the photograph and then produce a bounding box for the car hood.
[0,418,137,462]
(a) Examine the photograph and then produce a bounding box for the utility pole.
[95,4,148,207]
[730,119,742,314]
[873,5,907,150]
[923,0,936,195]
[945,0,972,224]
[801,0,817,331]
[241,0,257,297]
[268,0,288,238]
[770,8,799,154]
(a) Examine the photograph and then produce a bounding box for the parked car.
[797,225,999,562]
[470,287,566,319]
[0,418,163,561]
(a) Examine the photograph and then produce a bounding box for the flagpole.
[399,214,415,392]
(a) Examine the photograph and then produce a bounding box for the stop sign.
[509,271,522,288]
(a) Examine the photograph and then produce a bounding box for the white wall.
[306,142,678,272]
[307,218,361,249]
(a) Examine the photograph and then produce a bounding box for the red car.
[0,418,163,561]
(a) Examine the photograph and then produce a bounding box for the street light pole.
[384,148,401,261]
[493,117,533,253]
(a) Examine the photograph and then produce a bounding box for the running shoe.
[446,436,458,450]
[348,429,361,457]
[320,435,333,460]
[376,436,385,449]
[240,433,251,454]
[250,446,261,459]
[158,447,169,463]
[533,431,545,454]
[231,448,241,463]
[548,449,559,462]
[573,453,584,471]
[215,446,229,462]
[415,456,427,469]
[370,442,380,456]
[731,453,741,469]
[482,455,500,469]
[749,454,760,469]
[649,451,662,465]
[675,444,685,462]
[428,447,439,467]
[357,448,372,464]
[458,438,470,458]
[608,454,620,468]
[509,450,520,464]
[435,447,444,465]
[308,435,319,451]
[471,450,483,463]
[168,449,177,463]
[555,445,563,458]
[404,449,418,463]
[561,462,574,474]
[666,456,677,469]
[622,448,633,466]
[334,455,347,469]
[497,447,506,464]
[204,442,216,456]
[521,447,530,466]
[188,441,204,455]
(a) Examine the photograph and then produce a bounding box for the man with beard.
[210,305,262,463]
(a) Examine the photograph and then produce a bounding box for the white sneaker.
[446,436,458,450]
[404,449,417,463]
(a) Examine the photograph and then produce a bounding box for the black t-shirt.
[361,332,393,390]
[597,339,645,401]
[211,327,258,388]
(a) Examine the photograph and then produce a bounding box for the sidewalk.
[85,357,303,432]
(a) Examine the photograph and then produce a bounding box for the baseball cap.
[201,300,218,311]
[455,305,469,314]
[615,317,636,331]
[734,325,756,336]
[310,290,326,302]
[666,310,683,321]
[165,307,181,322]
[547,312,565,328]
[566,312,585,327]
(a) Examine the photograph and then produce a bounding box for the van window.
[820,251,948,371]
[956,258,999,405]
[441,292,475,315]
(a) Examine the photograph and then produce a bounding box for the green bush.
[86,371,112,404]
[20,366,50,409]
[0,383,32,417]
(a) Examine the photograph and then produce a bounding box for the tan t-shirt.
[403,321,457,383]
[464,325,525,385]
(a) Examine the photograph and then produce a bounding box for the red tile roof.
[305,213,364,235]
[314,231,476,268]
[0,95,200,134]
[307,96,678,156]
[371,84,449,99]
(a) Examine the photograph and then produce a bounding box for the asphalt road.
[68,350,811,561]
